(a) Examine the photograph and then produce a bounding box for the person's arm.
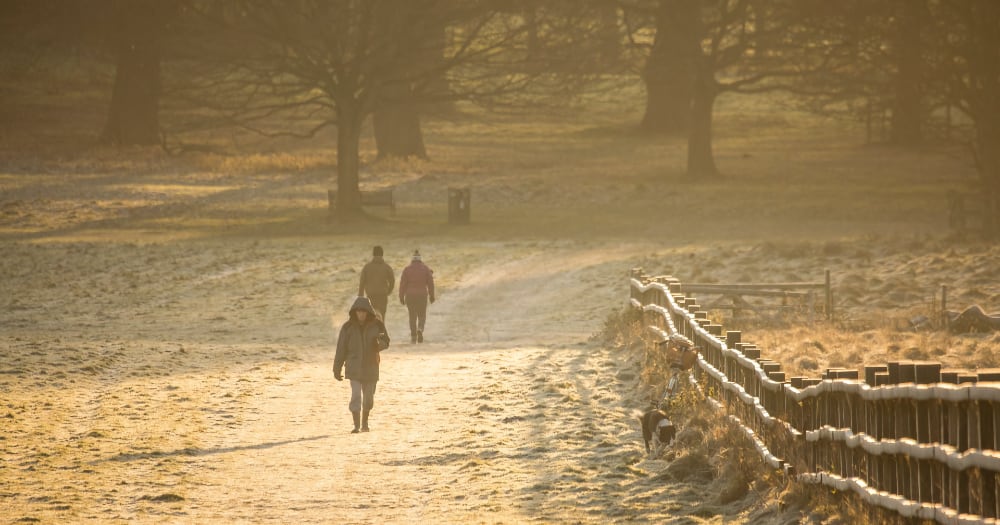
[376,321,390,350]
[333,324,349,379]
[427,269,435,303]
[399,268,408,304]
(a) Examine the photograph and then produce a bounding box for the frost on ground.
[4,178,997,523]
[4,235,998,524]
[1,240,752,524]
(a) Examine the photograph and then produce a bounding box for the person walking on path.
[358,245,395,322]
[333,296,390,433]
[399,250,435,344]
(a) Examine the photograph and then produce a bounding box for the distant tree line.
[0,0,997,229]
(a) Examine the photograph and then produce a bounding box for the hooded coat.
[334,297,390,382]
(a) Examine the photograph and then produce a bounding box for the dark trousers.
[368,294,388,321]
[405,294,428,335]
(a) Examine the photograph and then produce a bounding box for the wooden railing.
[679,275,832,322]
[630,269,1000,524]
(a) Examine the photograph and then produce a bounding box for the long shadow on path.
[93,434,330,464]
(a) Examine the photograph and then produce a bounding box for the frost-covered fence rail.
[630,269,1000,525]
[679,276,832,321]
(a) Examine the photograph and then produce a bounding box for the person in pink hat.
[398,250,435,343]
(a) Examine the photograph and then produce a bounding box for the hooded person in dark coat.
[333,296,390,433]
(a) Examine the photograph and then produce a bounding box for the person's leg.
[349,380,363,433]
[407,302,418,343]
[370,294,388,322]
[411,295,428,342]
[361,382,377,431]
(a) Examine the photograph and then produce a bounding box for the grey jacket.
[334,297,390,382]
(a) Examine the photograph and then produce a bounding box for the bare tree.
[676,0,874,178]
[783,0,996,230]
[926,0,1000,235]
[625,1,845,177]
[786,0,930,145]
[370,0,626,160]
[176,1,613,218]
[683,1,813,178]
[0,0,179,146]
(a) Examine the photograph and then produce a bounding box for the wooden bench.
[327,189,396,215]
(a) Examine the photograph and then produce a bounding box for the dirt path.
[183,247,674,523]
[2,241,719,524]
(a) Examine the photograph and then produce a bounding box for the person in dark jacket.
[358,245,395,321]
[399,250,435,344]
[333,296,390,433]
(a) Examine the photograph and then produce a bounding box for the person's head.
[412,249,421,261]
[350,296,376,322]
[373,245,383,257]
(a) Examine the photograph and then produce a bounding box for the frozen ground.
[3,239,741,524]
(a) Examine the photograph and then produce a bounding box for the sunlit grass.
[200,152,334,174]
[105,184,240,196]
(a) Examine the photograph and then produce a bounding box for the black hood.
[350,296,377,317]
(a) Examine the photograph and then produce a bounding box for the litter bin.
[448,187,471,224]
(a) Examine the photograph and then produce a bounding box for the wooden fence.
[679,275,832,322]
[631,269,1000,524]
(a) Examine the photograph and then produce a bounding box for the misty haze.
[2,2,999,524]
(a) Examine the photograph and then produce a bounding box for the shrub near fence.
[630,269,1000,525]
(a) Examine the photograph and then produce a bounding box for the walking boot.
[410,332,417,344]
[361,410,370,432]
[351,411,361,434]
[417,329,423,343]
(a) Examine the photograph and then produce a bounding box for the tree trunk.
[374,90,427,159]
[640,0,699,135]
[418,16,454,116]
[889,0,926,146]
[371,1,432,158]
[595,2,621,68]
[100,0,166,146]
[525,7,540,61]
[962,1,1000,237]
[686,67,719,178]
[335,106,364,219]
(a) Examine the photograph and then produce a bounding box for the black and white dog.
[639,404,676,453]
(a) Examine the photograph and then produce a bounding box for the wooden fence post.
[825,269,832,320]
[942,284,949,331]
